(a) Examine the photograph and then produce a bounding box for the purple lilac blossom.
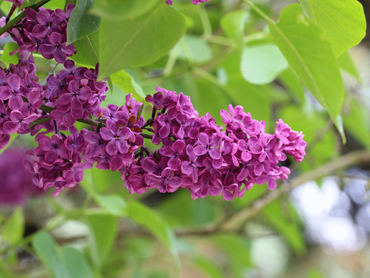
[0,149,43,205]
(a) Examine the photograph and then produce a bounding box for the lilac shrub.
[0,2,306,201]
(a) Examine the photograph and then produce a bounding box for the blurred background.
[1,0,370,277]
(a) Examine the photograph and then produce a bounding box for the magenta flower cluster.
[0,3,306,201]
[120,88,306,200]
[0,149,43,205]
[7,4,76,63]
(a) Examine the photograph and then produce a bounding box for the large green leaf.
[61,248,94,278]
[67,0,100,44]
[269,4,345,139]
[110,70,146,101]
[94,194,126,216]
[220,10,248,49]
[126,201,179,268]
[86,214,118,267]
[2,207,24,246]
[89,0,158,20]
[278,68,305,104]
[71,31,99,67]
[241,43,288,85]
[298,0,366,57]
[32,232,70,278]
[99,3,187,78]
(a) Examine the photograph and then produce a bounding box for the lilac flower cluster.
[0,3,306,201]
[0,149,43,205]
[166,0,210,5]
[120,87,306,200]
[5,4,76,64]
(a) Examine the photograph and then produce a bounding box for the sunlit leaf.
[0,42,19,68]
[194,257,224,278]
[241,43,288,85]
[71,31,99,67]
[298,0,366,57]
[111,70,146,101]
[2,207,24,246]
[269,4,345,139]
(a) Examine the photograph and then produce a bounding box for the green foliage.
[71,31,99,67]
[194,257,224,278]
[338,51,361,81]
[126,201,179,268]
[86,214,118,267]
[2,208,24,246]
[110,70,146,101]
[89,0,158,20]
[269,4,345,138]
[241,43,288,85]
[0,42,19,67]
[98,3,187,78]
[220,10,248,49]
[67,0,100,44]
[298,0,366,57]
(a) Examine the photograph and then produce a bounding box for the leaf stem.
[242,0,276,25]
[0,0,51,37]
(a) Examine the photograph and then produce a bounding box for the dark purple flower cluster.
[0,149,43,205]
[120,87,306,201]
[0,48,41,147]
[45,60,108,128]
[0,3,306,201]
[7,4,76,64]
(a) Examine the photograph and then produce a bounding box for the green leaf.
[86,214,118,267]
[298,0,366,57]
[241,43,288,85]
[71,31,99,67]
[338,51,361,81]
[43,0,65,9]
[2,207,24,245]
[99,3,187,78]
[32,232,70,278]
[110,70,146,101]
[278,68,305,103]
[212,235,251,278]
[307,269,326,278]
[194,257,224,278]
[269,4,345,133]
[61,248,94,278]
[0,42,19,68]
[126,201,180,269]
[67,0,100,44]
[343,99,370,149]
[19,0,37,10]
[221,10,248,49]
[89,0,158,20]
[94,194,126,216]
[262,201,306,254]
[173,35,212,64]
[0,133,18,155]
